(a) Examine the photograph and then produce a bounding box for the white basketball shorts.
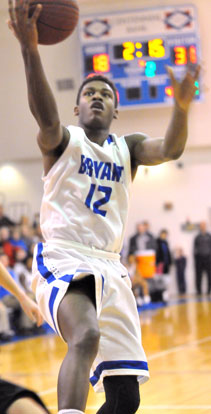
[32,239,149,392]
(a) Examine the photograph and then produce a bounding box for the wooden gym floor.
[1,296,211,414]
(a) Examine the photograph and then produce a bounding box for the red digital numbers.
[174,45,197,66]
[93,54,110,73]
[189,45,197,64]
[174,46,187,65]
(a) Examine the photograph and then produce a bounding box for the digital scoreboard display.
[79,4,201,108]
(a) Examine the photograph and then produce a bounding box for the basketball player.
[8,1,200,413]
[0,262,50,414]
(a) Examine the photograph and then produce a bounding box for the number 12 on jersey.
[85,184,112,217]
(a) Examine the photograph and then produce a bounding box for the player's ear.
[113,108,118,120]
[74,106,79,116]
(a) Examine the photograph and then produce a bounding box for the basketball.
[28,0,79,45]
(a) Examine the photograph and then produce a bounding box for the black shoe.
[0,331,15,342]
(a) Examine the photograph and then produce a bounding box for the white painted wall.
[0,0,211,294]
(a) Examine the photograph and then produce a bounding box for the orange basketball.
[29,0,79,45]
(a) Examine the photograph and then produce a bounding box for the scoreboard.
[79,4,201,109]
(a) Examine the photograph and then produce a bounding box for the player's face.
[74,80,118,129]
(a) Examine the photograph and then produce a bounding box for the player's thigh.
[57,275,99,342]
[7,397,48,414]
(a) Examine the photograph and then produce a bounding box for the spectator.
[128,222,156,304]
[128,254,151,305]
[156,229,172,275]
[0,254,37,335]
[14,251,33,294]
[0,226,15,267]
[10,227,28,253]
[143,221,155,241]
[155,229,172,303]
[0,205,16,228]
[193,221,211,295]
[0,300,15,342]
[19,214,31,226]
[32,223,44,244]
[20,223,34,253]
[174,247,187,294]
[32,212,40,230]
[128,221,156,256]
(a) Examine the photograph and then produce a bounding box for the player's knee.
[123,389,140,413]
[73,326,100,357]
[117,382,140,414]
[103,375,140,414]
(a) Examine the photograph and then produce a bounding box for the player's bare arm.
[0,263,43,326]
[8,0,70,174]
[125,65,200,178]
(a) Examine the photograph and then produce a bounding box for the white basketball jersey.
[40,125,132,253]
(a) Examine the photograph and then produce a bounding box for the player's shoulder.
[124,132,149,152]
[65,124,82,137]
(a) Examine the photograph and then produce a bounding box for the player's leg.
[208,263,211,295]
[57,276,100,412]
[204,258,211,294]
[195,258,203,294]
[0,379,50,414]
[7,397,49,414]
[96,375,140,414]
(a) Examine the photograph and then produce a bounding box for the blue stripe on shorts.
[36,243,74,284]
[37,243,56,284]
[90,360,149,386]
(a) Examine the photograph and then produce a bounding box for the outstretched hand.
[19,292,44,326]
[166,64,200,112]
[8,0,42,49]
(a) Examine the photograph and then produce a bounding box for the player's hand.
[18,292,44,326]
[166,64,200,112]
[8,0,42,49]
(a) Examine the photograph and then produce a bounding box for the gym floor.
[1,295,211,414]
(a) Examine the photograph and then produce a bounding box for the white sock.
[58,410,84,414]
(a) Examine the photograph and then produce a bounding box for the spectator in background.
[155,229,172,303]
[32,223,44,244]
[32,212,40,230]
[19,214,31,226]
[142,221,155,241]
[128,221,156,256]
[10,227,28,254]
[156,229,172,275]
[174,247,187,294]
[14,251,33,295]
[0,226,15,267]
[0,205,16,228]
[193,221,211,295]
[20,223,34,254]
[128,222,156,305]
[128,255,151,306]
[0,299,14,342]
[0,254,37,335]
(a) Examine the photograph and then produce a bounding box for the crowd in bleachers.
[121,221,176,306]
[122,219,211,307]
[0,205,44,342]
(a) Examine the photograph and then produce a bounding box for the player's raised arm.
[125,65,200,173]
[0,262,43,326]
[8,0,69,158]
